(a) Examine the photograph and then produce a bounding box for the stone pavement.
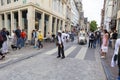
[0,40,107,80]
[99,47,118,80]
[0,49,106,80]
[0,42,56,67]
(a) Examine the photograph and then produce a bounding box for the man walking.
[15,27,21,49]
[1,28,8,54]
[56,30,65,59]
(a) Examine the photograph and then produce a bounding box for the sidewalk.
[99,46,118,80]
[0,42,56,68]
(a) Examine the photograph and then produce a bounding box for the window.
[14,0,18,2]
[7,0,11,4]
[1,0,4,5]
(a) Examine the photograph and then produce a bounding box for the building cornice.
[0,2,66,20]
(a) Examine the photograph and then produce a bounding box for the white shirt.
[58,34,65,45]
[111,38,120,67]
[114,39,120,55]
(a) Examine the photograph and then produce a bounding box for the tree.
[90,20,98,32]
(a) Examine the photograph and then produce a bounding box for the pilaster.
[11,11,14,31]
[54,18,57,34]
[48,15,52,34]
[62,20,65,31]
[18,10,22,29]
[4,13,7,28]
[27,6,35,40]
[41,12,45,36]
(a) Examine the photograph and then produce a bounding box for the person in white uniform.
[56,30,65,59]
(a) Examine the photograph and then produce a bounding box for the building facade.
[103,0,114,31]
[0,0,69,40]
[116,0,120,38]
[70,0,79,28]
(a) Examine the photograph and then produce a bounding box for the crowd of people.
[88,29,118,58]
[0,27,27,60]
[0,27,75,60]
[87,29,120,79]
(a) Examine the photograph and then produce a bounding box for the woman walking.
[101,29,109,58]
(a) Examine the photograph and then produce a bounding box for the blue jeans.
[17,38,22,48]
[21,38,26,47]
[93,40,96,48]
[96,38,100,44]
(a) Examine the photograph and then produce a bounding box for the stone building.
[0,0,69,40]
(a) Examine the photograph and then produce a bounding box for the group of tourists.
[0,27,27,60]
[88,29,120,80]
[88,30,101,48]
[88,29,118,59]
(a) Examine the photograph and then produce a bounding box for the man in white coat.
[56,30,65,59]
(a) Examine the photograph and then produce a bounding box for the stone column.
[4,13,7,28]
[54,18,57,35]
[41,12,45,37]
[58,19,61,30]
[48,15,52,34]
[18,10,22,29]
[27,6,35,40]
[62,20,65,31]
[11,11,14,32]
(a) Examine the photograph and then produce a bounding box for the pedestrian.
[15,26,22,49]
[34,29,39,48]
[46,32,51,42]
[109,31,113,47]
[93,32,97,48]
[101,29,109,58]
[56,30,65,59]
[0,30,5,59]
[11,30,17,50]
[51,32,55,42]
[96,31,101,46]
[31,30,36,45]
[20,29,27,47]
[112,30,118,49]
[88,32,95,48]
[1,28,9,54]
[37,30,43,49]
[111,38,120,80]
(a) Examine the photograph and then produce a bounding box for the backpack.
[90,34,95,40]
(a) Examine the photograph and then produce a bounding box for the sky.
[82,0,104,26]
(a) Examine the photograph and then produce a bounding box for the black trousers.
[58,44,65,57]
[88,40,94,48]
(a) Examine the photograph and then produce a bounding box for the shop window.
[1,0,4,6]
